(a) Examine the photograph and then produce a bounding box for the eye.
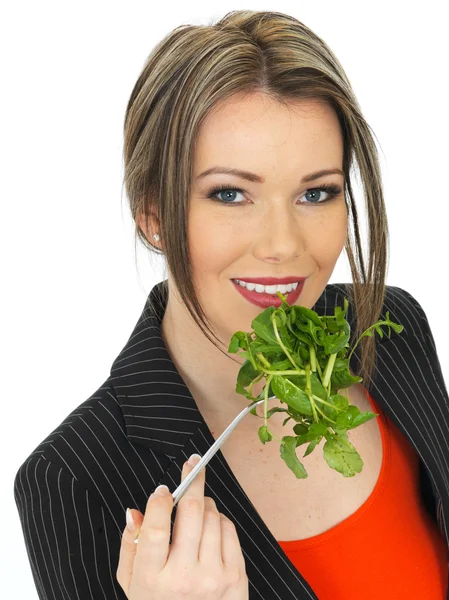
[206,184,246,204]
[205,183,343,206]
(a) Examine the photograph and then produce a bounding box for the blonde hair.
[122,10,389,392]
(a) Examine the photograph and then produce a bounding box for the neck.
[160,288,267,431]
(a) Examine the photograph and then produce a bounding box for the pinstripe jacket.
[14,281,449,599]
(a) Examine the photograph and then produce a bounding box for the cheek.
[313,207,347,260]
[188,209,244,276]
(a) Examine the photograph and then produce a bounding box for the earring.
[153,233,160,242]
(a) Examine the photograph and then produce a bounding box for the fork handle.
[172,397,272,506]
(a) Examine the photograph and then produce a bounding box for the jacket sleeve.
[398,287,449,529]
[399,287,448,395]
[13,455,128,600]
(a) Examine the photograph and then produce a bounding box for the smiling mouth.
[231,278,305,308]
[231,279,300,295]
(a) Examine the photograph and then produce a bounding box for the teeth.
[234,280,300,294]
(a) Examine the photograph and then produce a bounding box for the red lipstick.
[231,278,305,308]
[233,276,306,285]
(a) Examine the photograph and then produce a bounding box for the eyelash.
[205,183,343,206]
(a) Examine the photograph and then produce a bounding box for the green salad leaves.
[228,292,404,478]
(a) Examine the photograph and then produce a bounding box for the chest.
[217,384,384,541]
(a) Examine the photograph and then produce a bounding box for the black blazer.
[14,281,449,599]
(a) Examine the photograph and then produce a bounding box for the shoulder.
[13,377,170,518]
[323,282,432,341]
[13,381,122,496]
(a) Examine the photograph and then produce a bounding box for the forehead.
[193,93,343,173]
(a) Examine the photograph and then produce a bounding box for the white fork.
[134,395,277,543]
[172,394,278,505]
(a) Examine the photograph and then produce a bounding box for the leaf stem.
[309,345,317,372]
[263,375,283,442]
[248,372,265,397]
[314,403,337,424]
[271,313,300,371]
[305,364,319,423]
[263,369,306,376]
[263,374,273,430]
[322,353,337,388]
[311,394,345,412]
[347,320,392,362]
[256,352,272,369]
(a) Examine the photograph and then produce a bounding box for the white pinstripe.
[85,488,109,600]
[34,461,59,600]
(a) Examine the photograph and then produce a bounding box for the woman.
[14,10,449,599]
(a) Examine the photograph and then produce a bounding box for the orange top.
[277,388,448,599]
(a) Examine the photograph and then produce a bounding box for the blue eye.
[206,185,245,204]
[206,183,342,205]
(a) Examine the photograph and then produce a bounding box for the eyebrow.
[196,166,344,184]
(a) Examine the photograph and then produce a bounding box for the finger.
[198,496,223,567]
[220,513,246,573]
[116,508,142,595]
[133,486,174,580]
[170,454,206,566]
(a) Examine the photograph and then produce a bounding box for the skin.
[138,92,348,437]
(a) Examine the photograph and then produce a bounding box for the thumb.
[116,508,144,595]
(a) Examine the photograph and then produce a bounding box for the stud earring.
[153,233,160,242]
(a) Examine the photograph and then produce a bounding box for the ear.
[136,205,161,247]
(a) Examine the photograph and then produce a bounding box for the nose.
[252,202,304,263]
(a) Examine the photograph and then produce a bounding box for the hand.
[117,454,249,599]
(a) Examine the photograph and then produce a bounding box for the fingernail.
[188,453,202,466]
[154,484,170,496]
[126,508,135,532]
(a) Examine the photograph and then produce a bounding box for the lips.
[233,276,306,285]
[232,279,305,308]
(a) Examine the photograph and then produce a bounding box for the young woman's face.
[188,92,348,344]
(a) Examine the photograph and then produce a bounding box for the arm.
[14,456,127,600]
[399,287,447,389]
[398,287,449,538]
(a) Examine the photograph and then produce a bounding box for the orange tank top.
[277,388,448,599]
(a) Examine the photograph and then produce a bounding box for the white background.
[2,1,448,596]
